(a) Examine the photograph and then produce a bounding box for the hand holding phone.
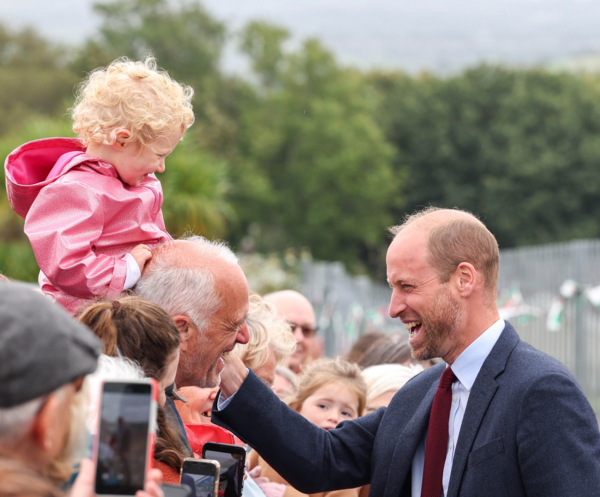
[72,459,164,497]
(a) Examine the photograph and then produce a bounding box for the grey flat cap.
[0,282,101,408]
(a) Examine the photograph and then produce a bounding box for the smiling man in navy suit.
[213,207,600,497]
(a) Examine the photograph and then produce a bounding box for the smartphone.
[180,458,220,497]
[201,442,247,497]
[163,484,193,497]
[94,380,158,496]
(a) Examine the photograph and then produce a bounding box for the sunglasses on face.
[287,321,318,337]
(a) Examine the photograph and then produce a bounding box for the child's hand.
[128,244,152,272]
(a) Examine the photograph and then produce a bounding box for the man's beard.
[411,285,462,361]
[177,334,222,389]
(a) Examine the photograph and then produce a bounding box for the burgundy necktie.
[421,367,457,497]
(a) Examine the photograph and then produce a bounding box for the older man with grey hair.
[0,283,164,497]
[135,235,250,390]
[0,283,100,476]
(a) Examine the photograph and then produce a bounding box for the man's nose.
[292,326,305,344]
[389,290,407,318]
[236,322,250,345]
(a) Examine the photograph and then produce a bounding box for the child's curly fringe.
[71,56,195,148]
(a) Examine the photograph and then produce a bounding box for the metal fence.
[498,239,600,412]
[301,261,395,357]
[303,239,600,413]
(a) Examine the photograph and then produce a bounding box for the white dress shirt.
[411,318,505,497]
[123,252,142,289]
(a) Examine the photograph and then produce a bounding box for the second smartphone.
[202,442,247,497]
[180,458,220,497]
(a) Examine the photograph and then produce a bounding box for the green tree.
[161,139,234,238]
[235,24,399,270]
[371,66,600,249]
[0,24,77,136]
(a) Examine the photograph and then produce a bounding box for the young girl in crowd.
[5,57,194,313]
[77,296,191,483]
[248,358,367,497]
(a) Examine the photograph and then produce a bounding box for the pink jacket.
[5,137,172,313]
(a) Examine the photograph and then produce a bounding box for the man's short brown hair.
[389,207,499,294]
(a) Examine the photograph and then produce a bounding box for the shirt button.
[453,395,458,402]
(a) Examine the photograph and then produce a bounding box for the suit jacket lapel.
[383,377,439,497]
[446,324,520,497]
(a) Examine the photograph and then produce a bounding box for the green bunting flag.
[546,297,565,332]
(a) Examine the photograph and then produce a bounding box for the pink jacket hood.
[4,137,171,314]
[5,137,120,219]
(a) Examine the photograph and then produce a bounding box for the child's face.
[112,128,182,187]
[298,381,360,430]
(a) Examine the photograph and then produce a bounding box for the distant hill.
[2,0,600,73]
[549,53,600,74]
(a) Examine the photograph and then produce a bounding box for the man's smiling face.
[177,264,250,388]
[386,226,462,361]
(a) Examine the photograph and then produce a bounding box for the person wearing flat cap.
[0,283,164,497]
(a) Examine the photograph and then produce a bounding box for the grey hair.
[134,236,239,332]
[0,385,68,445]
[85,355,147,434]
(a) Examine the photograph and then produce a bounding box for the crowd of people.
[0,258,422,497]
[2,54,600,497]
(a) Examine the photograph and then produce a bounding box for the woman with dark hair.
[78,296,191,482]
[357,332,412,369]
[344,332,385,364]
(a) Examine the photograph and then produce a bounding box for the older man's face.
[265,293,316,374]
[386,227,462,362]
[178,265,250,388]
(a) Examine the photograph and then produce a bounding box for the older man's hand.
[220,352,249,399]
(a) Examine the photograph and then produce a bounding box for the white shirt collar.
[449,318,505,391]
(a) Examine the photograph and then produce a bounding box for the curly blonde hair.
[234,295,297,371]
[71,56,195,148]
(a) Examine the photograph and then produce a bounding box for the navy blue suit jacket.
[212,323,600,496]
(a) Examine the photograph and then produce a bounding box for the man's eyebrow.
[229,314,248,328]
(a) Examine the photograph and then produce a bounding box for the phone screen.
[203,447,245,497]
[162,484,193,497]
[181,461,218,497]
[95,382,153,495]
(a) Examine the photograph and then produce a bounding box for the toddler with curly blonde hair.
[5,56,194,313]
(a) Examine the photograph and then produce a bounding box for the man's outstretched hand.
[220,352,249,400]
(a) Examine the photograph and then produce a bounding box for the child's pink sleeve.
[24,181,127,299]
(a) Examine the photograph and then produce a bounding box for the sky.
[2,0,600,73]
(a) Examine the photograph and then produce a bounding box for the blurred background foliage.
[2,0,600,282]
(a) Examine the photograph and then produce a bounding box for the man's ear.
[454,262,476,297]
[110,129,132,152]
[31,394,60,452]
[173,315,193,351]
